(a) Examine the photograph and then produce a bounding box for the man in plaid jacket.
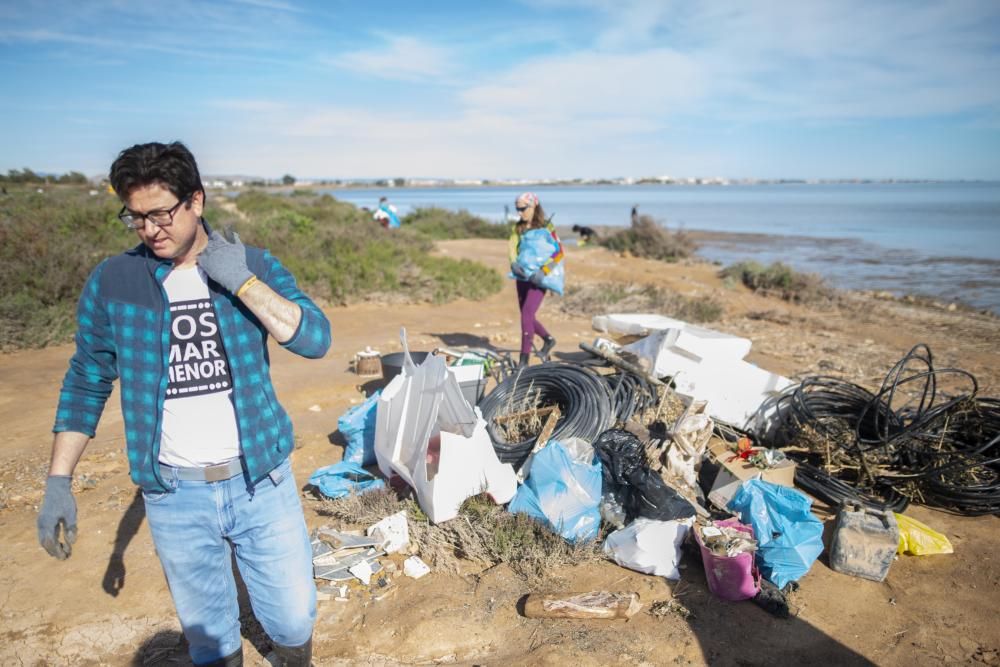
[37,142,330,666]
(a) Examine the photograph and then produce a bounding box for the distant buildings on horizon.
[199,175,972,190]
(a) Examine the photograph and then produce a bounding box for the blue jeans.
[143,458,316,664]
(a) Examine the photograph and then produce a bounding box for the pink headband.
[516,192,539,207]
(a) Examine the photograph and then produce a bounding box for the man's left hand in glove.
[197,229,255,295]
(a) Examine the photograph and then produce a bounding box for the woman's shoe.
[518,352,530,368]
[539,336,556,361]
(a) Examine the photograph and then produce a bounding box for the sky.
[1,0,999,181]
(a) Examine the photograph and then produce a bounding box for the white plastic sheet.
[603,517,694,580]
[374,329,517,523]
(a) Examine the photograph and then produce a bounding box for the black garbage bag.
[592,429,696,523]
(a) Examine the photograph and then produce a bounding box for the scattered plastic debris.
[403,556,430,579]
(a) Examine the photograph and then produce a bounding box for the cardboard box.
[707,440,797,510]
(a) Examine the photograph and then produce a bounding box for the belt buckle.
[204,462,233,482]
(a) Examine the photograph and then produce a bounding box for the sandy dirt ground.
[1,240,998,666]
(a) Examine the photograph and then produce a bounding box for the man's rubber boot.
[539,336,556,361]
[518,352,530,368]
[270,638,312,667]
[202,647,243,667]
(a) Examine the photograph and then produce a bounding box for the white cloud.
[329,35,454,82]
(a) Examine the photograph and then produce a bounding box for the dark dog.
[571,224,597,243]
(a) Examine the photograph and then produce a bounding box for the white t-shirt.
[158,266,241,467]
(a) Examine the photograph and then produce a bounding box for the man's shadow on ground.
[108,489,272,664]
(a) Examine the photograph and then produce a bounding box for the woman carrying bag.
[508,192,565,368]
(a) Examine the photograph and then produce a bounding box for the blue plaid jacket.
[54,235,331,492]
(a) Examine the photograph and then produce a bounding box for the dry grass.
[319,489,601,585]
[560,282,723,323]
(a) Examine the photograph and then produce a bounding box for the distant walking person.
[631,204,640,225]
[508,192,565,367]
[36,141,330,666]
[373,196,401,229]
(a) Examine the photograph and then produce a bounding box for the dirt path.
[1,240,998,665]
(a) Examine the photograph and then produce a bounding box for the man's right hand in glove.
[37,475,77,560]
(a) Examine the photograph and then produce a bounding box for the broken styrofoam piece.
[672,360,794,428]
[603,517,694,580]
[592,313,690,337]
[374,328,517,524]
[622,327,752,379]
[403,556,430,579]
[349,559,374,585]
[367,511,410,554]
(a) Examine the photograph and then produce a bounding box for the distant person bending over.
[571,224,597,246]
[373,196,400,229]
[36,141,331,666]
[509,192,565,367]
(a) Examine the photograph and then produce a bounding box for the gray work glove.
[528,269,546,287]
[510,262,528,280]
[197,229,254,294]
[37,475,77,560]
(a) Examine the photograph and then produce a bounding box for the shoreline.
[572,224,1000,317]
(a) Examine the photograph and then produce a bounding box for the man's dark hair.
[109,141,204,202]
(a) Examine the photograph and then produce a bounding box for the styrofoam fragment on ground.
[403,556,431,579]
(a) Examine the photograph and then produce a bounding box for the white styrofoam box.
[666,325,752,362]
[674,360,793,428]
[592,313,689,336]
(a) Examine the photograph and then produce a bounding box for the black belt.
[159,458,244,482]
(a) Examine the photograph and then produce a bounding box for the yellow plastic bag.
[894,513,954,556]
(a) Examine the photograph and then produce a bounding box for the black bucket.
[380,351,430,382]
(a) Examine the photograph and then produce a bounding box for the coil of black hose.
[479,362,614,468]
[750,344,1000,516]
[793,462,909,513]
[603,372,659,424]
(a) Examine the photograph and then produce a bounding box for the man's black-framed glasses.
[118,196,190,230]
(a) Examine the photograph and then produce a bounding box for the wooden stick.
[580,342,664,387]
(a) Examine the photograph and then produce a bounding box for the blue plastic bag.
[508,440,602,543]
[338,391,380,466]
[727,478,824,589]
[512,228,565,295]
[309,461,385,500]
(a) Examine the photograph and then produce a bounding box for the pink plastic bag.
[695,518,761,601]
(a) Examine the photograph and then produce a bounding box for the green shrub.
[402,206,509,240]
[0,189,126,350]
[599,214,696,262]
[0,189,503,349]
[719,261,833,303]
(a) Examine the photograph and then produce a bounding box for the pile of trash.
[309,317,986,617]
[309,510,431,603]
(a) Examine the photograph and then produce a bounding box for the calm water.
[322,183,1000,313]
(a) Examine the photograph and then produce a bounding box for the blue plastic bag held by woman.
[727,478,824,589]
[513,228,565,295]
